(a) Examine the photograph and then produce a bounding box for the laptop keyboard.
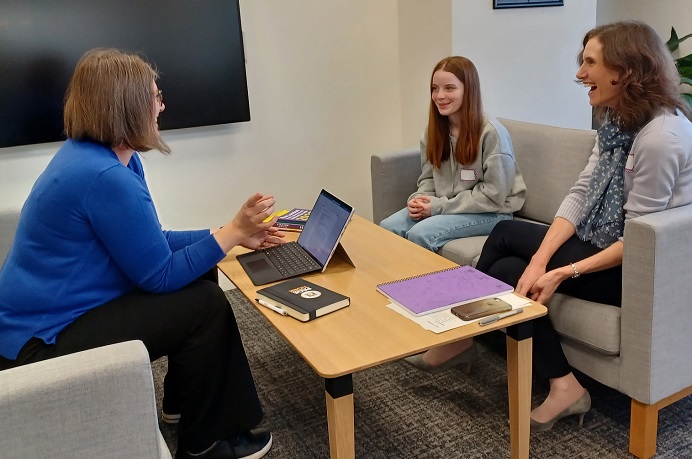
[264,242,321,276]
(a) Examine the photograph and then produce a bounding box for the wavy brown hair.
[579,21,691,131]
[426,56,484,168]
[64,48,170,153]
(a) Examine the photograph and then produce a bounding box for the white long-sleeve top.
[556,109,692,241]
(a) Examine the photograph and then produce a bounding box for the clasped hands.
[407,196,432,220]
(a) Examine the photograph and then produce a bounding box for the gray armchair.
[371,118,692,458]
[0,340,171,459]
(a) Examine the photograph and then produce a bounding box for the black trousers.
[476,220,622,380]
[0,270,262,452]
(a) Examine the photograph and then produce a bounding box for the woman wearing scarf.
[406,21,692,431]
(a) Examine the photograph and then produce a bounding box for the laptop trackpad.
[238,251,284,285]
[248,258,272,272]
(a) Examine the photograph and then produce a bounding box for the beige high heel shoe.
[403,342,478,374]
[530,390,591,432]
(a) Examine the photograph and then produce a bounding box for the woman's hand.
[526,268,571,304]
[214,193,280,253]
[514,217,579,303]
[240,226,286,250]
[407,196,431,220]
[515,260,547,298]
[230,193,277,237]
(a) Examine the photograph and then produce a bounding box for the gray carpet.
[152,289,692,458]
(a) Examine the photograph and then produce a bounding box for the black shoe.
[228,428,272,459]
[175,429,272,459]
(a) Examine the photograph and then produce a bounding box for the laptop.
[237,189,355,286]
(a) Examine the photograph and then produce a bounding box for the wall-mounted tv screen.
[0,0,250,149]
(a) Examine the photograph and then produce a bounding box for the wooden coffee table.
[218,215,547,458]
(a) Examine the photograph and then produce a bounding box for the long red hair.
[426,56,484,168]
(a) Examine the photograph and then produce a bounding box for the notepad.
[376,265,514,316]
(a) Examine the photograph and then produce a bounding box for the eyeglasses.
[154,89,163,104]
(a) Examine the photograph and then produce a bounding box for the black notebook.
[256,277,350,322]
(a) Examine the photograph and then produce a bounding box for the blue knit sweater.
[0,139,225,359]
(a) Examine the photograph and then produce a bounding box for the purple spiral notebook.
[376,265,513,316]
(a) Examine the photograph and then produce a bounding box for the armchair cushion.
[0,340,171,459]
[548,293,621,355]
[438,236,488,267]
[501,118,595,225]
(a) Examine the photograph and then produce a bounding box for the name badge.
[460,168,477,181]
[625,153,635,173]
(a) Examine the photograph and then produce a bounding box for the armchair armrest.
[620,204,692,404]
[0,340,171,459]
[370,148,420,224]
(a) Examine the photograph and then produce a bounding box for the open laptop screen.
[297,190,353,266]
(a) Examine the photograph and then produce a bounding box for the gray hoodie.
[410,117,527,216]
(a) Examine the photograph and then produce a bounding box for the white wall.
[398,0,452,148]
[143,0,406,227]
[597,0,692,58]
[451,0,598,130]
[0,0,404,228]
[0,142,56,211]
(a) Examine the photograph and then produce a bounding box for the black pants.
[0,270,262,452]
[476,220,622,379]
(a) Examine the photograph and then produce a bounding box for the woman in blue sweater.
[0,48,280,459]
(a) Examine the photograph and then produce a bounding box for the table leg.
[506,322,534,459]
[325,374,355,459]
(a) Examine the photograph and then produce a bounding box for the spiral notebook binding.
[376,265,462,287]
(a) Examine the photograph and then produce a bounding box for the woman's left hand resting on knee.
[212,193,286,252]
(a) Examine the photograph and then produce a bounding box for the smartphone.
[451,298,512,321]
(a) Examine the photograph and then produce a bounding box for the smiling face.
[431,70,464,121]
[576,37,623,109]
[151,81,165,132]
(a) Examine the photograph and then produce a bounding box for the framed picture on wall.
[493,0,564,9]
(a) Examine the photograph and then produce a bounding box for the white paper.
[387,293,530,333]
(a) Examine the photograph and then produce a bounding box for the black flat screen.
[0,0,250,148]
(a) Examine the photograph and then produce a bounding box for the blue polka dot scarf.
[576,121,636,249]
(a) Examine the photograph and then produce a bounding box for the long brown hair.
[64,48,170,153]
[426,56,484,168]
[579,21,691,131]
